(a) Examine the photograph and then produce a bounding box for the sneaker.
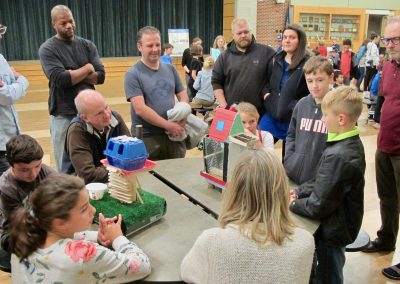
[382,263,400,280]
[362,98,371,105]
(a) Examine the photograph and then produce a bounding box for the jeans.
[364,66,377,91]
[310,240,345,284]
[0,152,9,177]
[376,149,400,248]
[357,66,366,91]
[185,73,192,100]
[50,115,75,173]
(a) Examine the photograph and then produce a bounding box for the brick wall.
[256,0,290,48]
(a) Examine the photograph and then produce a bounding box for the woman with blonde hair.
[210,35,226,61]
[181,149,314,284]
[192,56,215,107]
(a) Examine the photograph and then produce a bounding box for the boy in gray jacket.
[290,86,365,284]
[284,56,334,184]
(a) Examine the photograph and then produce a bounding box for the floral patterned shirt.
[18,233,151,283]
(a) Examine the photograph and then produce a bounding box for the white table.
[11,173,217,283]
[153,158,319,234]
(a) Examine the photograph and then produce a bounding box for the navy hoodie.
[284,94,327,184]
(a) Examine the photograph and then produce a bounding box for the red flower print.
[129,259,140,272]
[65,240,97,263]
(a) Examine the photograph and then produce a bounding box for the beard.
[388,49,400,62]
[236,38,251,49]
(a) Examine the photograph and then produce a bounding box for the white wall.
[235,0,258,36]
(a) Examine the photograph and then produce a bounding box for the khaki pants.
[143,134,186,161]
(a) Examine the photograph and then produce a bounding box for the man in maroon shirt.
[363,16,400,256]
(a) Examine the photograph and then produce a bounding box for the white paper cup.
[86,183,107,200]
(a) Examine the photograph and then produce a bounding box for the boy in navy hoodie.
[284,56,334,184]
[290,86,365,284]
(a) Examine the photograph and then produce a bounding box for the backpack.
[353,46,367,66]
[355,45,366,66]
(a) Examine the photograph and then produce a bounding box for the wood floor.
[1,59,398,283]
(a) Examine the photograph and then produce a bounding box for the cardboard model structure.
[102,136,152,204]
[200,108,259,188]
[102,159,156,204]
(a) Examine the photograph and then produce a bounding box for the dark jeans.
[374,96,384,123]
[310,239,345,284]
[185,73,192,100]
[364,66,377,91]
[357,66,366,91]
[376,149,400,248]
[0,152,9,177]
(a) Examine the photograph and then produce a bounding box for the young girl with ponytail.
[9,174,150,283]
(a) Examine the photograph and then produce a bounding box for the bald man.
[39,5,105,173]
[64,90,130,183]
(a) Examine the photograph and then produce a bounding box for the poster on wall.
[168,29,189,57]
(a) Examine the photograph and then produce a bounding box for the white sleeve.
[87,236,151,282]
[261,131,274,149]
[74,231,98,242]
[0,75,29,106]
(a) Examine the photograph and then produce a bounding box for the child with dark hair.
[285,56,333,184]
[161,43,174,64]
[9,174,151,283]
[188,44,203,99]
[333,70,344,88]
[334,39,358,85]
[0,134,56,271]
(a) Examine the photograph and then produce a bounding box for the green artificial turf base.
[90,189,167,235]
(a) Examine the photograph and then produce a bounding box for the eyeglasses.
[381,37,400,46]
[0,26,6,36]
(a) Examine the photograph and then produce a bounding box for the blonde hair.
[213,35,226,49]
[237,102,259,120]
[219,149,295,246]
[321,86,363,123]
[231,18,250,32]
[203,56,215,70]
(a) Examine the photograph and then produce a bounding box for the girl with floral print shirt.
[9,174,151,283]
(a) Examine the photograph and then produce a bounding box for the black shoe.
[362,238,395,253]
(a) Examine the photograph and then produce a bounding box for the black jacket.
[263,51,309,122]
[284,94,327,184]
[212,36,275,113]
[290,135,365,247]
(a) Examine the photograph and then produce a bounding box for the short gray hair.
[137,26,160,44]
[74,89,102,114]
[387,15,400,25]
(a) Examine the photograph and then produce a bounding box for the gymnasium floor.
[1,61,399,283]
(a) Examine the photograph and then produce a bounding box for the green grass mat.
[90,189,167,235]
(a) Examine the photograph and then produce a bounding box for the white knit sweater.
[181,225,314,284]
